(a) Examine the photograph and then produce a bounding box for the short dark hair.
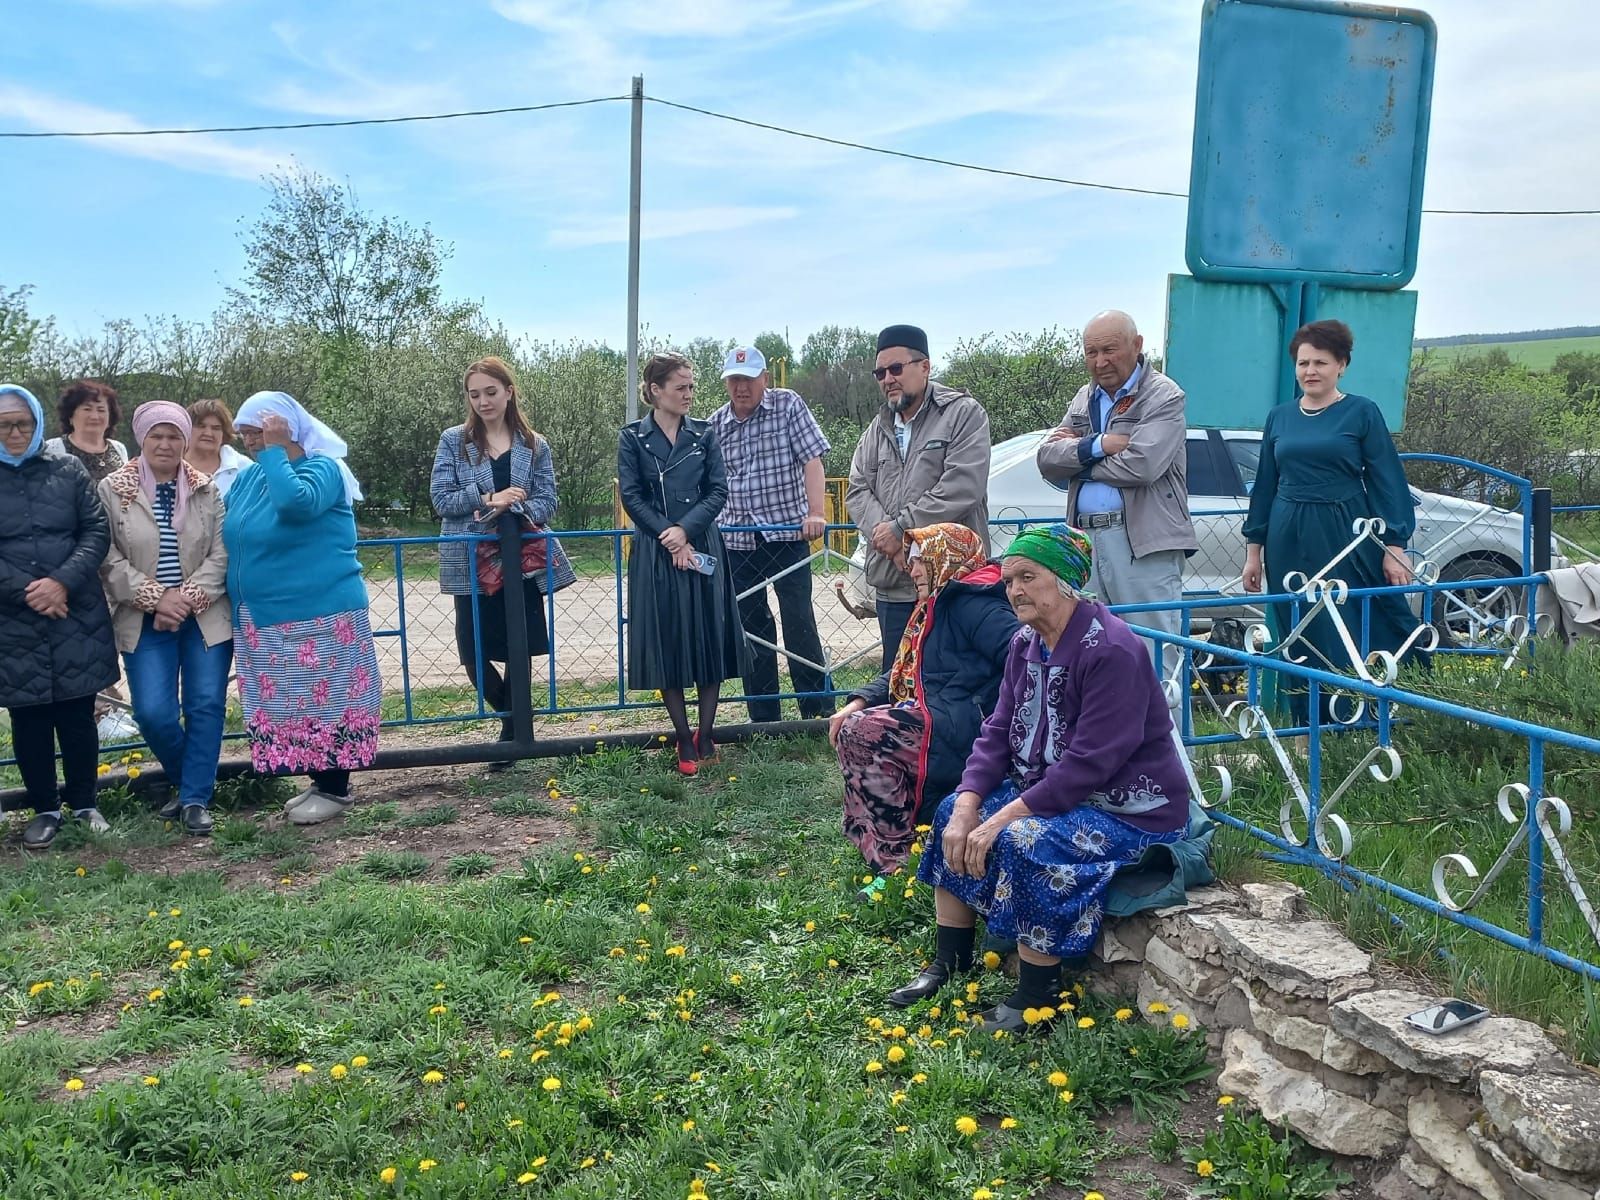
[57,380,122,436]
[639,352,694,408]
[1288,319,1354,365]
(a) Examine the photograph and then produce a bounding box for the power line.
[0,96,629,138]
[2,88,1595,217]
[644,96,1189,200]
[646,96,1600,217]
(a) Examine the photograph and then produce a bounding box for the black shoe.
[156,791,182,822]
[182,805,214,837]
[22,812,62,850]
[886,960,957,1009]
[970,1002,1039,1034]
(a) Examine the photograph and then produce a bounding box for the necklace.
[1299,390,1344,416]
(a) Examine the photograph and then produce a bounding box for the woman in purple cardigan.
[887,523,1189,1031]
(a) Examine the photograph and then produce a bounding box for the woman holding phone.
[617,353,747,775]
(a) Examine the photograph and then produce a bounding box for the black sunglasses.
[872,358,926,381]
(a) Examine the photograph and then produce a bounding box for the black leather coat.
[0,447,119,707]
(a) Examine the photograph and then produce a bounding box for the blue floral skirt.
[917,781,1183,958]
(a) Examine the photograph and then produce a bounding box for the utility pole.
[625,75,643,422]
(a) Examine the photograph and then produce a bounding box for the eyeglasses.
[0,419,37,436]
[872,358,926,382]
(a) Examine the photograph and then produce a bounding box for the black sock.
[934,924,975,971]
[1005,959,1061,1010]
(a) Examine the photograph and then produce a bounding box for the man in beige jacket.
[847,324,991,670]
[1037,311,1196,690]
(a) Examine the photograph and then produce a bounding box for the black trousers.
[728,538,834,721]
[875,598,918,674]
[7,694,99,814]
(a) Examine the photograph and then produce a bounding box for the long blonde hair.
[462,356,539,462]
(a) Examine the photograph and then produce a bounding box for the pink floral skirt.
[234,604,382,776]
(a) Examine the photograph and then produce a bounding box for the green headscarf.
[1002,523,1095,596]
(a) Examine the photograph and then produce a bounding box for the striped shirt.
[153,481,183,587]
[708,388,830,549]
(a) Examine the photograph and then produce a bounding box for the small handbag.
[474,517,549,596]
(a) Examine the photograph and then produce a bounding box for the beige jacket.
[1035,362,1197,559]
[97,462,231,652]
[846,381,991,602]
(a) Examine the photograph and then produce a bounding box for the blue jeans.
[124,616,234,809]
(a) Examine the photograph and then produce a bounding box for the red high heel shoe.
[676,737,698,776]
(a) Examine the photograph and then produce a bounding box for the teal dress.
[1242,395,1424,718]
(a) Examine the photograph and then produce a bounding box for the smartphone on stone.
[1404,999,1490,1035]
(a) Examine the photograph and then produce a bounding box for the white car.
[844,428,1552,635]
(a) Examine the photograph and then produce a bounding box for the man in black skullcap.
[846,324,992,668]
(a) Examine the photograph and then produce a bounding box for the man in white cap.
[708,345,835,723]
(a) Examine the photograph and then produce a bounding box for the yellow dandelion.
[928,1005,941,1019]
[1114,1007,1133,1021]
[636,903,651,914]
[294,1063,313,1075]
[97,764,110,776]
[519,936,533,944]
[865,1060,884,1074]
[1172,1013,1191,1030]
[430,1004,448,1016]
[419,1159,437,1172]
[999,1116,1017,1129]
[1058,1089,1075,1104]
[379,1166,397,1184]
[127,767,141,779]
[890,1090,907,1106]
[141,1075,160,1087]
[1048,1070,1069,1088]
[351,1055,368,1068]
[531,1157,547,1168]
[1196,1159,1215,1178]
[974,1189,994,1200]
[886,1045,906,1064]
[196,947,211,959]
[1077,1016,1095,1029]
[329,1064,348,1080]
[237,996,254,1007]
[982,950,1001,970]
[580,1157,596,1168]
[421,1070,444,1085]
[1086,1193,1106,1200]
[911,1072,928,1084]
[665,945,687,958]
[955,1115,978,1136]
[542,1076,561,1092]
[576,1015,593,1031]
[64,1079,85,1092]
[75,865,87,877]
[1218,1094,1235,1106]
[681,1118,695,1131]
[804,920,816,932]
[1147,1001,1169,1014]
[26,981,52,998]
[1022,1007,1043,1026]
[168,939,185,951]
[290,1171,309,1183]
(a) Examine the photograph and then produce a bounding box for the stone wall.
[1092,881,1600,1200]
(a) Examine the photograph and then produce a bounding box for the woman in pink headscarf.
[98,401,232,836]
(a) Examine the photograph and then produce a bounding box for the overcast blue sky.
[3,0,1597,354]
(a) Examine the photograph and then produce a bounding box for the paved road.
[363,572,885,692]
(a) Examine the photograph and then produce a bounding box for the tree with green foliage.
[941,328,1089,444]
[0,283,49,379]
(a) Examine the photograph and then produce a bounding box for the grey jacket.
[846,382,991,602]
[1036,362,1197,559]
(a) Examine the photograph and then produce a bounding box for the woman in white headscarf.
[225,391,380,826]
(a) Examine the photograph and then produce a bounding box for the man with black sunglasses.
[847,325,991,669]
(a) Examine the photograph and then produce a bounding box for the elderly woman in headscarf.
[0,385,119,849]
[99,402,232,836]
[829,523,1018,898]
[225,391,380,827]
[886,524,1190,1029]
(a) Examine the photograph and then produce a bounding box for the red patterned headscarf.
[888,523,988,704]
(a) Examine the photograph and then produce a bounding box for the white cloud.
[548,204,800,246]
[0,84,290,182]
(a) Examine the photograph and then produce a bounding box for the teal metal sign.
[1186,0,1436,289]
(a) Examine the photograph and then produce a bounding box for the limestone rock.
[1480,1069,1600,1175]
[1239,880,1308,921]
[1470,1124,1593,1200]
[1328,990,1561,1084]
[1145,933,1232,1003]
[1232,981,1389,1075]
[1374,1153,1442,1200]
[1408,1090,1507,1200]
[1152,909,1226,963]
[1215,1029,1405,1158]
[1150,884,1237,917]
[1136,971,1212,1030]
[1093,921,1149,964]
[1210,914,1374,1000]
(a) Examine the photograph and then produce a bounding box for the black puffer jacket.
[0,447,119,707]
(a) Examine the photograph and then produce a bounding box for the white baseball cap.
[721,346,767,379]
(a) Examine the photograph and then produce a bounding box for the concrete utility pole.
[625,75,643,423]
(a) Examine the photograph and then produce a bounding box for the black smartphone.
[1404,999,1491,1035]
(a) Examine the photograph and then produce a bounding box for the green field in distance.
[1415,334,1600,370]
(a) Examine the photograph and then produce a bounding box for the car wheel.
[1430,555,1523,644]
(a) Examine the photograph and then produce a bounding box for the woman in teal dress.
[1241,320,1423,720]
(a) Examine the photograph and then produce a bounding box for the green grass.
[0,736,1247,1200]
[1204,644,1600,1063]
[1414,334,1600,370]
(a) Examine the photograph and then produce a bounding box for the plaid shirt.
[708,387,830,549]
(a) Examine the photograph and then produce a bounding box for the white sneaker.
[287,791,351,826]
[97,712,140,742]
